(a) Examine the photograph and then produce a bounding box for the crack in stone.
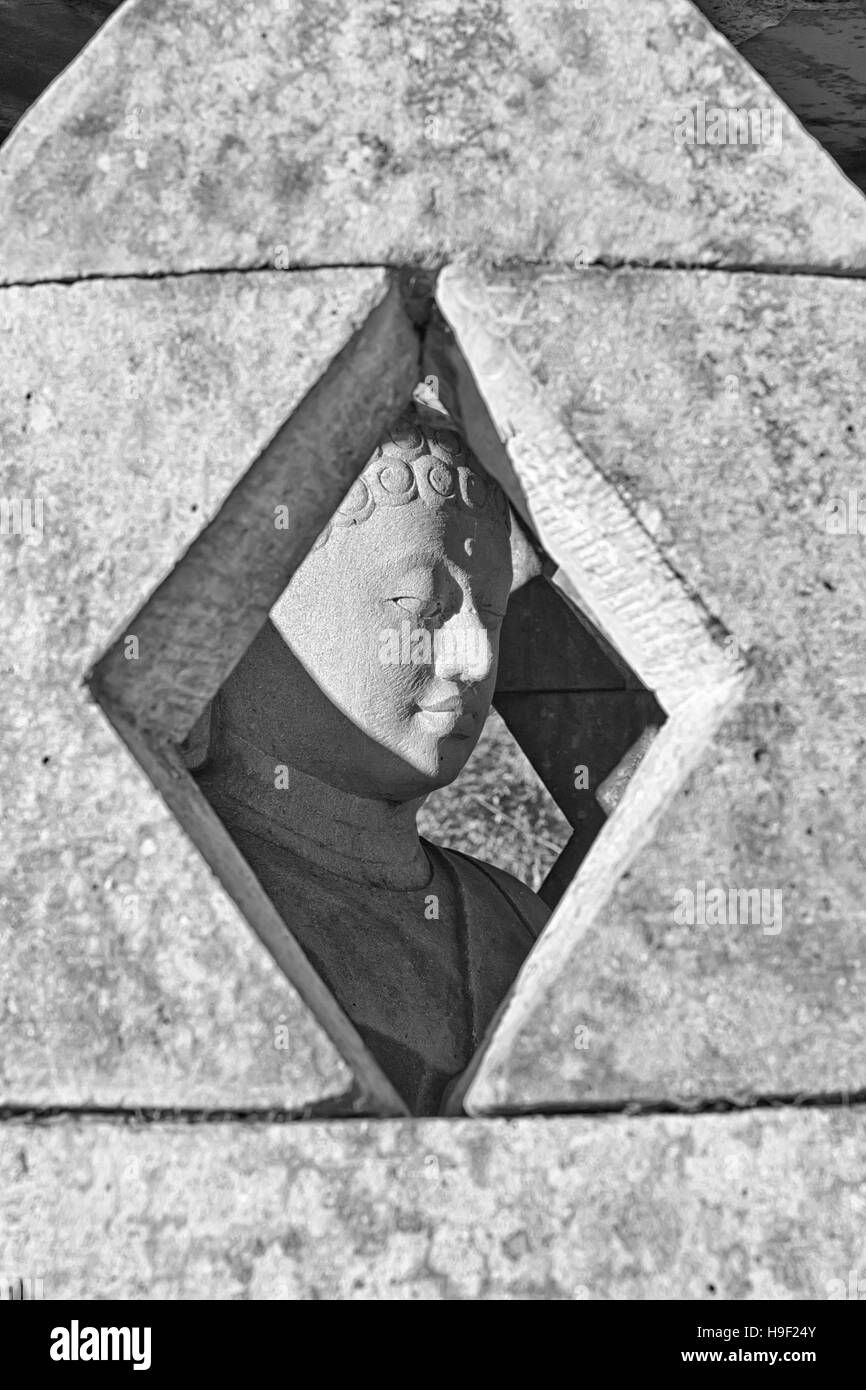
[467,1089,866,1119]
[0,1098,378,1124]
[3,1089,866,1124]
[0,261,404,289]
[3,256,866,292]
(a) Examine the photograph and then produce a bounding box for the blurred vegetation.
[417,708,572,892]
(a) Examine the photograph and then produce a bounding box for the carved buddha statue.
[196,382,549,1113]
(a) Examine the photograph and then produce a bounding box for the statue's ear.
[422,311,551,595]
[179,697,219,773]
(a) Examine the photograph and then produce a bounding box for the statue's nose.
[433,611,494,684]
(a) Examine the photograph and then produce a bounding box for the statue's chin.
[321,705,488,802]
[413,731,480,793]
[350,732,477,803]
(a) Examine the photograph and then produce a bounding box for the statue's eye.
[478,603,507,623]
[392,596,442,622]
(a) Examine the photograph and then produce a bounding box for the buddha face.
[270,487,512,802]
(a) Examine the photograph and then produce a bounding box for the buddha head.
[218,382,515,804]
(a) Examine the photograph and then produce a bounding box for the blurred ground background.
[418,708,572,892]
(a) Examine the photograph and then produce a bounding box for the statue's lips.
[416,699,478,739]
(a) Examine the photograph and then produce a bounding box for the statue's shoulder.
[431,842,551,941]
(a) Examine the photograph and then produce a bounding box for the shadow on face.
[219,493,513,802]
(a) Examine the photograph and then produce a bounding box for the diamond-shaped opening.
[87,270,667,1118]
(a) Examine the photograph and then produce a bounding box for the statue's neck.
[201,724,432,891]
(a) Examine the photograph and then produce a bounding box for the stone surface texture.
[436,264,748,1116]
[1,0,866,282]
[459,267,866,1112]
[2,1109,864,1299]
[0,269,396,1107]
